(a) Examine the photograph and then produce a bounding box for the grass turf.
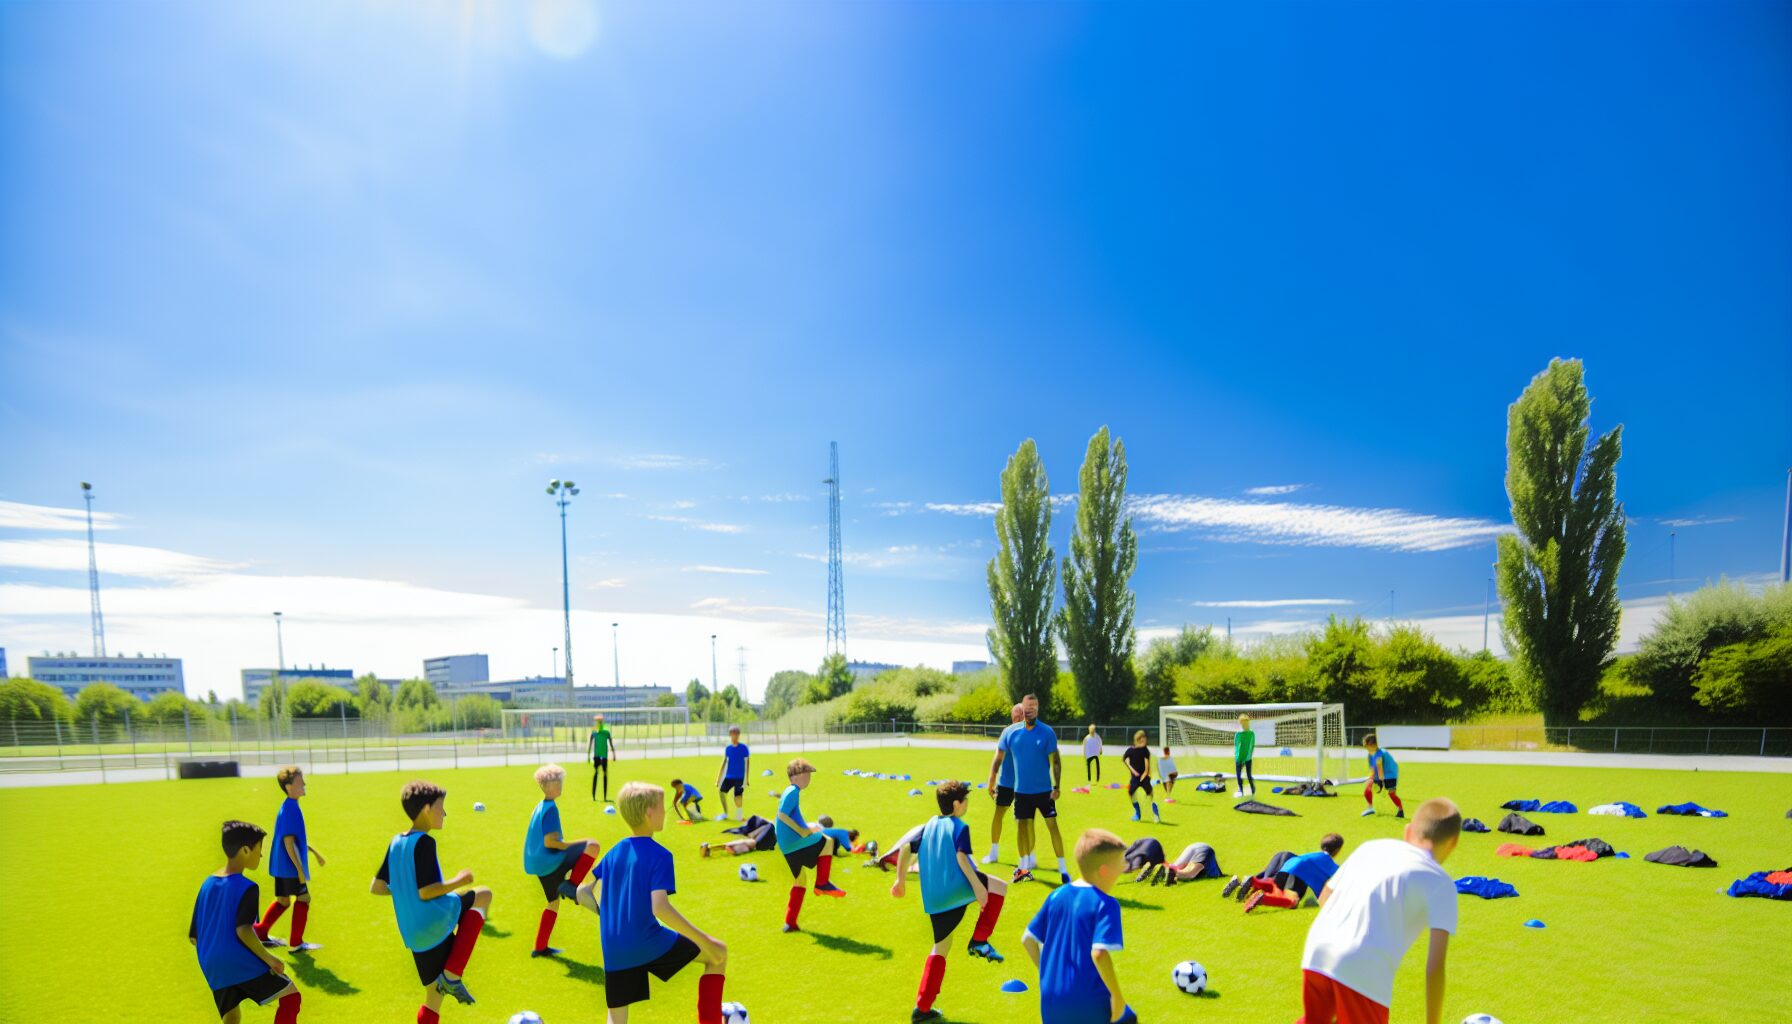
[2,749,1787,1023]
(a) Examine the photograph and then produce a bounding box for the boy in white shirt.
[1297,798,1460,1024]
[1157,747,1177,796]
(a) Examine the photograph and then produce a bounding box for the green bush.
[0,678,73,723]
[1692,620,1792,721]
[285,681,358,718]
[830,687,919,726]
[1626,582,1791,715]
[946,684,1012,724]
[454,693,503,730]
[73,683,142,724]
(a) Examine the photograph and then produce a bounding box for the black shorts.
[719,778,744,797]
[211,972,288,1017]
[783,838,825,876]
[994,785,1015,808]
[606,934,700,1008]
[1013,791,1056,820]
[593,758,609,769]
[409,893,466,985]
[273,876,308,898]
[927,874,989,942]
[536,840,590,902]
[1128,776,1153,796]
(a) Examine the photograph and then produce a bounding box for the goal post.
[1157,702,1364,785]
[501,706,692,747]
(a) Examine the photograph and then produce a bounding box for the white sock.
[1058,857,1070,877]
[988,843,1000,860]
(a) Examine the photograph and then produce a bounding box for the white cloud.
[0,538,240,579]
[667,500,698,510]
[0,499,122,532]
[681,565,768,576]
[612,454,712,471]
[587,578,627,589]
[1244,484,1306,496]
[1658,516,1738,528]
[644,515,744,535]
[923,501,1003,516]
[1189,598,1354,609]
[1128,494,1508,552]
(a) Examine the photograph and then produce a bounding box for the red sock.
[534,908,557,952]
[1388,790,1405,812]
[568,851,597,886]
[698,973,726,1024]
[288,901,309,945]
[815,854,833,888]
[443,907,483,977]
[274,991,300,1024]
[417,1007,439,1024]
[785,886,806,928]
[1249,877,1276,894]
[971,893,1005,943]
[1364,782,1376,807]
[916,953,946,1011]
[1262,889,1299,909]
[254,900,287,939]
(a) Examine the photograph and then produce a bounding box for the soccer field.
[2,749,1787,1023]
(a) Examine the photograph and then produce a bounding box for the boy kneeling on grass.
[576,781,729,1024]
[1024,829,1136,1024]
[1234,833,1344,913]
[191,820,302,1024]
[371,780,492,1021]
[892,781,1010,1024]
[524,764,600,957]
[670,778,705,822]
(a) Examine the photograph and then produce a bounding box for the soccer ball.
[1462,1016,1504,1024]
[1171,960,1207,994]
[508,1013,544,1024]
[721,1001,750,1023]
[473,802,486,812]
[738,863,758,882]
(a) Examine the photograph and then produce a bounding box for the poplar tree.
[1059,426,1139,722]
[1498,358,1626,726]
[987,439,1059,714]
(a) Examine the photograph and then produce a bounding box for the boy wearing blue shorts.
[191,820,302,1024]
[524,764,599,958]
[255,766,324,953]
[577,781,729,1024]
[892,781,1009,1023]
[775,757,843,932]
[715,727,750,821]
[669,778,704,821]
[1023,828,1136,1024]
[1361,734,1405,818]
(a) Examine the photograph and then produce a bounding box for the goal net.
[1158,702,1362,785]
[501,706,692,747]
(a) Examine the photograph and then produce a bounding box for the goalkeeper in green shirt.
[1233,715,1256,798]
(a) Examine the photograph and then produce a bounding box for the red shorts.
[1296,971,1389,1024]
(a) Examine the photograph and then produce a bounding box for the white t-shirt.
[1299,838,1457,1007]
[1083,735,1102,757]
[1158,756,1178,776]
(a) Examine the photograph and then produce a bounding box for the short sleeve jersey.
[1368,748,1398,780]
[1300,838,1457,1007]
[1234,728,1256,762]
[590,727,612,760]
[1025,881,1125,1024]
[775,784,821,852]
[912,815,976,915]
[996,722,1020,788]
[269,796,307,879]
[1283,852,1339,894]
[721,743,751,780]
[1082,734,1102,757]
[1158,755,1177,776]
[593,836,679,971]
[680,783,701,802]
[524,798,564,876]
[376,831,456,951]
[190,873,266,990]
[1121,746,1150,777]
[1000,721,1059,795]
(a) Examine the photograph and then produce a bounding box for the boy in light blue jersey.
[714,727,751,821]
[982,703,1025,864]
[1361,734,1405,818]
[523,764,599,958]
[775,758,842,932]
[669,779,705,821]
[1023,828,1135,1024]
[191,820,301,1024]
[256,766,325,953]
[892,781,1009,1024]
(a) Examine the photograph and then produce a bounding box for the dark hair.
[1321,832,1344,856]
[1363,733,1378,746]
[401,780,447,820]
[936,780,970,814]
[222,819,266,856]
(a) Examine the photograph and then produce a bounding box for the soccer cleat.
[717,812,729,821]
[435,974,475,1005]
[259,936,286,949]
[1130,809,1141,822]
[866,840,879,859]
[1060,870,1072,886]
[1153,865,1168,885]
[1164,870,1177,887]
[1395,810,1405,819]
[1220,875,1242,900]
[782,923,801,933]
[1235,879,1252,902]
[911,1009,946,1024]
[288,942,322,954]
[1011,867,1034,884]
[1233,790,1244,799]
[557,880,580,901]
[814,882,846,898]
[967,940,1005,963]
[1134,864,1155,884]
[700,843,712,859]
[530,946,563,958]
[1242,890,1265,914]
[1361,808,1376,817]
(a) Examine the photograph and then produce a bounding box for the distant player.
[715,727,751,821]
[1233,713,1257,798]
[1022,828,1136,1024]
[577,781,729,1024]
[775,757,843,932]
[1121,730,1158,823]
[892,781,1010,1023]
[1239,833,1345,913]
[1160,841,1224,885]
[669,779,704,821]
[254,766,325,953]
[1360,734,1405,819]
[1081,724,1102,782]
[190,820,302,1024]
[869,821,927,872]
[587,714,618,803]
[370,780,493,1021]
[980,702,1025,865]
[814,814,862,855]
[1158,746,1178,796]
[524,764,600,958]
[1299,799,1460,1024]
[990,693,1069,884]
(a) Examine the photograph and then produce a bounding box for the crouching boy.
[191,820,301,1024]
[371,780,493,1022]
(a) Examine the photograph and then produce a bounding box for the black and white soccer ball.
[738,863,758,882]
[721,1001,750,1023]
[507,1013,543,1024]
[1462,1016,1504,1024]
[1171,960,1207,994]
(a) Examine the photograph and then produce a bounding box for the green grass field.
[3,749,1788,1023]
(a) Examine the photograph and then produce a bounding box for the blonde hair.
[617,781,663,827]
[1073,828,1126,875]
[1132,730,1147,745]
[534,763,565,786]
[275,765,303,791]
[1238,714,1252,727]
[1412,798,1462,845]
[786,757,817,778]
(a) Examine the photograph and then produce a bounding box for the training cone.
[604,806,617,815]
[1524,919,1546,928]
[1001,980,1029,994]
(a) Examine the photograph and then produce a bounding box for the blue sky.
[3,1,1788,700]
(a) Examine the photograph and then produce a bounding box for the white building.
[424,654,490,686]
[30,653,186,701]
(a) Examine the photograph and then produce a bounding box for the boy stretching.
[669,779,704,821]
[1360,734,1404,818]
[255,766,325,953]
[715,727,751,821]
[1157,841,1223,885]
[1023,829,1135,1024]
[190,820,302,1024]
[1299,799,1460,1024]
[774,758,842,932]
[577,782,729,1024]
[892,781,1010,1023]
[371,780,493,1021]
[1241,833,1344,912]
[524,764,600,957]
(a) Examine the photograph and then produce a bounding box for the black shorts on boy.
[409,892,468,985]
[535,840,590,901]
[1012,791,1056,820]
[210,972,288,1017]
[605,934,700,1009]
[783,837,825,876]
[273,877,309,898]
[927,870,989,942]
[719,778,744,797]
[1127,776,1153,797]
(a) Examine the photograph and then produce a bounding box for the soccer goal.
[500,706,692,747]
[1157,702,1364,785]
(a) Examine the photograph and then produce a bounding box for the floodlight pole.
[612,622,620,688]
[548,479,580,708]
[1780,468,1789,583]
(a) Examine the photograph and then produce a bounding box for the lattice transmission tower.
[81,481,107,657]
[824,442,847,657]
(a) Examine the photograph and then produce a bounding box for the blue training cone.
[1524,919,1546,928]
[1001,980,1029,994]
[604,806,617,815]
[908,788,923,796]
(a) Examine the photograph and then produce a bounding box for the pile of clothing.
[1658,802,1728,818]
[1495,838,1616,862]
[1725,869,1792,900]
[1194,779,1227,793]
[1501,798,1578,814]
[1278,781,1336,797]
[1498,812,1546,836]
[1233,799,1297,817]
[1462,817,1491,833]
[1643,846,1716,868]
[1455,876,1519,899]
[1588,802,1647,818]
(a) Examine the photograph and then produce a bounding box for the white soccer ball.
[1171,960,1207,994]
[508,1013,544,1024]
[738,863,758,882]
[473,802,486,812]
[1462,1016,1504,1024]
[721,1001,750,1024]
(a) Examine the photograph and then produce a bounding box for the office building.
[424,654,489,686]
[951,660,991,675]
[0,647,8,678]
[847,660,902,685]
[242,665,354,707]
[30,653,186,701]
[436,677,672,708]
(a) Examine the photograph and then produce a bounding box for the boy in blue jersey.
[576,781,729,1024]
[1023,828,1136,1024]
[714,726,750,821]
[524,764,599,958]
[775,757,843,932]
[191,820,302,1024]
[370,780,493,1024]
[981,702,1024,864]
[1361,734,1405,818]
[669,778,704,821]
[254,766,325,953]
[1241,833,1345,912]
[891,781,1009,1024]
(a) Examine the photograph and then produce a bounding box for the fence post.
[128,709,137,766]
[1613,728,1619,753]
[94,715,107,784]
[184,704,194,757]
[340,701,349,772]
[54,714,63,769]
[1706,729,1712,755]
[1763,729,1768,757]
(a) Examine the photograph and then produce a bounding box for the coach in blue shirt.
[988,694,1069,883]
